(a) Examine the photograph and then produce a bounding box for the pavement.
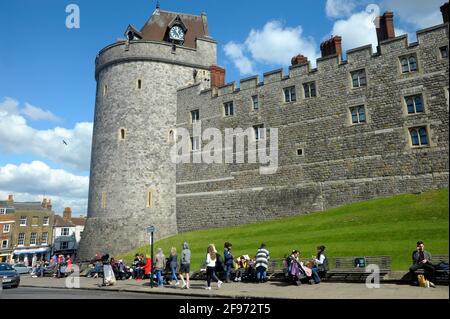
[13,275,449,299]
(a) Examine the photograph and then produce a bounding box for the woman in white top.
[205,244,223,290]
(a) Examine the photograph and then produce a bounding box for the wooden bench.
[326,256,391,281]
[267,259,287,280]
[415,254,448,284]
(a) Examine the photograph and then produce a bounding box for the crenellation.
[263,68,284,84]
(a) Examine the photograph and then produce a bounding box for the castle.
[78,3,449,259]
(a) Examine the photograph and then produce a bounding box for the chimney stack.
[63,207,72,221]
[210,65,226,88]
[291,54,308,66]
[442,2,449,24]
[320,36,342,58]
[376,12,396,44]
[7,194,13,203]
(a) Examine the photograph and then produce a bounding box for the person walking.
[255,243,270,283]
[179,242,191,289]
[205,244,222,290]
[169,247,179,286]
[224,242,234,283]
[154,248,166,287]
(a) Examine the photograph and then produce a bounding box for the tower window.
[405,95,424,114]
[440,46,448,59]
[350,106,366,124]
[101,192,106,209]
[400,55,418,73]
[191,109,200,123]
[191,136,200,151]
[253,124,265,141]
[119,128,126,141]
[409,127,429,147]
[303,82,317,98]
[252,95,259,111]
[138,79,142,89]
[147,191,153,208]
[297,148,304,156]
[103,85,108,96]
[351,69,367,88]
[224,102,234,117]
[284,86,296,102]
[168,130,175,143]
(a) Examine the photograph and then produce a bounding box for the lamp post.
[147,226,155,288]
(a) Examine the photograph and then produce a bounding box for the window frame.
[439,46,449,59]
[19,216,27,226]
[18,233,25,246]
[400,54,419,74]
[43,216,49,226]
[224,101,235,117]
[61,241,69,250]
[1,239,8,249]
[0,208,6,215]
[351,69,367,88]
[61,227,70,236]
[409,126,430,148]
[3,224,10,233]
[405,94,425,115]
[30,232,37,246]
[253,124,265,141]
[41,232,48,245]
[252,95,259,111]
[284,86,296,103]
[190,109,200,123]
[303,82,317,98]
[349,105,367,125]
[191,136,201,151]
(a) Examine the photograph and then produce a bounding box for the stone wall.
[175,24,449,232]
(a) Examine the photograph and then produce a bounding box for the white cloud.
[330,10,379,52]
[224,20,319,76]
[380,0,444,29]
[0,97,92,172]
[224,42,255,75]
[0,161,89,215]
[326,0,358,18]
[22,103,62,122]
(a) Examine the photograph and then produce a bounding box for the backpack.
[215,254,224,272]
[435,262,449,273]
[354,257,366,268]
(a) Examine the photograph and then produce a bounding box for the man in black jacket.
[409,241,435,285]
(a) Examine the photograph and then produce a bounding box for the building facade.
[0,199,15,262]
[79,3,449,259]
[53,208,86,259]
[11,199,55,264]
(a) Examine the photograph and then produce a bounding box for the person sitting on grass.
[409,241,436,287]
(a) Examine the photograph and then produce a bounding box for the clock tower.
[78,4,217,260]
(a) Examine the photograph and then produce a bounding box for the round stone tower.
[78,7,217,259]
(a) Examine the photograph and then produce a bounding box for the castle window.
[303,82,317,98]
[191,136,200,151]
[18,233,25,246]
[101,192,106,209]
[103,85,108,96]
[191,109,200,123]
[284,86,296,102]
[252,95,259,111]
[440,46,449,59]
[405,95,424,114]
[297,148,304,156]
[137,79,142,89]
[409,127,429,147]
[253,124,265,141]
[119,128,126,141]
[147,191,153,208]
[350,106,366,124]
[351,69,367,88]
[400,55,418,73]
[224,102,234,116]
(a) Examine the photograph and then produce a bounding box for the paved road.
[0,286,197,299]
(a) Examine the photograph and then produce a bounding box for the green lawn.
[119,188,449,271]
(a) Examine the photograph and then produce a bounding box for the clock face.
[169,26,185,41]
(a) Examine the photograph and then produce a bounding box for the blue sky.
[0,0,446,215]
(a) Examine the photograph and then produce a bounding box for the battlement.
[179,20,448,98]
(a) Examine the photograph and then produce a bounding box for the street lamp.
[147,226,155,288]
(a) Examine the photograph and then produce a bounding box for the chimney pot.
[210,65,226,88]
[7,194,13,202]
[291,54,308,66]
[63,207,72,221]
[320,36,342,58]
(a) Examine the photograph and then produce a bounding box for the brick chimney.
[320,36,342,58]
[63,207,72,221]
[291,54,308,66]
[210,65,225,88]
[7,194,13,204]
[442,2,449,24]
[376,12,396,44]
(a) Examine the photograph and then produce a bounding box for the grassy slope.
[119,188,449,271]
